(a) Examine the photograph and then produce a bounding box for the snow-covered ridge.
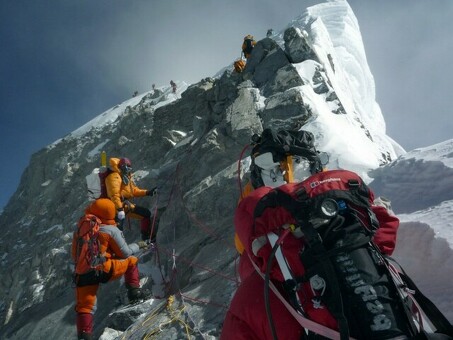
[399,200,453,249]
[390,139,453,247]
[302,0,383,135]
[50,81,189,147]
[399,139,453,168]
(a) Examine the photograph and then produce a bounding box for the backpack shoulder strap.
[77,214,101,237]
[253,189,351,339]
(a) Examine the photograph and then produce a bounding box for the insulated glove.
[122,200,133,212]
[146,187,158,196]
[137,240,148,249]
[117,210,126,220]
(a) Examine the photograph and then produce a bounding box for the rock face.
[0,13,396,340]
[284,26,319,64]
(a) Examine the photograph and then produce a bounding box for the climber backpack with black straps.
[72,214,106,276]
[253,169,453,340]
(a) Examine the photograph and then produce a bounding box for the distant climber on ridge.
[170,80,177,93]
[242,34,256,59]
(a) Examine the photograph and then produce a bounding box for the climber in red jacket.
[221,170,400,340]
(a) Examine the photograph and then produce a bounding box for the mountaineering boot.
[78,331,93,340]
[76,313,93,339]
[127,286,152,304]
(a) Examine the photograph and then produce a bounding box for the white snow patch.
[170,130,187,137]
[399,139,453,169]
[4,301,14,325]
[13,243,26,250]
[399,200,453,249]
[41,180,51,187]
[31,283,44,302]
[37,224,63,235]
[51,247,67,256]
[87,140,110,161]
[99,327,123,340]
[132,170,149,183]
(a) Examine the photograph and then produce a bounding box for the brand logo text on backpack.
[335,249,392,332]
[309,177,341,188]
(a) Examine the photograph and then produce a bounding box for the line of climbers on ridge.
[131,30,265,101]
[131,80,177,99]
[133,31,260,100]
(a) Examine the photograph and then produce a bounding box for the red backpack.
[72,214,105,275]
[248,169,453,339]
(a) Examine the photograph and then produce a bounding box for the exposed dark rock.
[284,26,319,63]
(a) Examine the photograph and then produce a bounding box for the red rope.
[183,206,234,249]
[148,194,159,243]
[179,292,229,310]
[158,245,238,283]
[154,244,167,284]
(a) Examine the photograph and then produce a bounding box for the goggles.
[121,164,133,174]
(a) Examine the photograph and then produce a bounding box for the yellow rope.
[141,295,193,340]
[120,300,165,340]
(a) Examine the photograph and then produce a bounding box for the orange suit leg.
[75,284,99,314]
[109,256,138,281]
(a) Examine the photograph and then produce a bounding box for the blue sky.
[1,0,452,210]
